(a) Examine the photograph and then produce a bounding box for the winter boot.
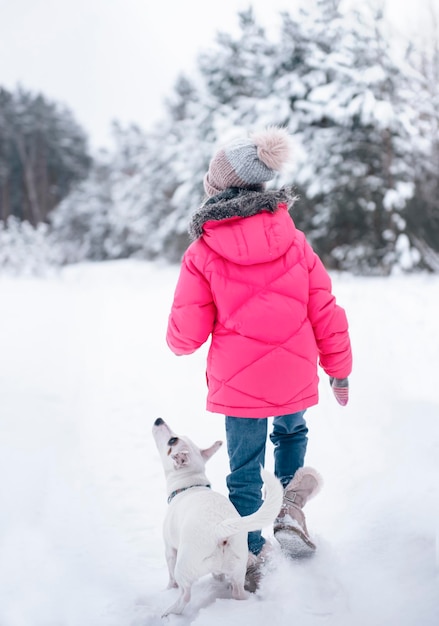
[244,541,273,593]
[274,467,323,558]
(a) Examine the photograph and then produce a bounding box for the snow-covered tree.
[0,87,92,225]
[402,8,439,271]
[272,0,421,273]
[50,124,151,262]
[0,216,62,275]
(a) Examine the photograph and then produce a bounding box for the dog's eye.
[167,437,179,446]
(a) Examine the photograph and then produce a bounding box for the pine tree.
[403,11,439,270]
[275,0,420,273]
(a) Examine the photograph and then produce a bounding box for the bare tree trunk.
[14,133,42,224]
[1,178,10,221]
[38,142,49,221]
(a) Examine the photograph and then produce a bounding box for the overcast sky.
[0,0,436,152]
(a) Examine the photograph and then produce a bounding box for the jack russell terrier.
[152,417,283,616]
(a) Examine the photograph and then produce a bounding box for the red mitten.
[329,377,349,406]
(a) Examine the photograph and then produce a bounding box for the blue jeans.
[225,411,308,555]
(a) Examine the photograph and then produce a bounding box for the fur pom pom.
[251,126,292,171]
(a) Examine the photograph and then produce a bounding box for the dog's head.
[152,418,222,479]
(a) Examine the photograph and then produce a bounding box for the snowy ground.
[1,260,438,626]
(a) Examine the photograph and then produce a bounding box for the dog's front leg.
[165,545,178,589]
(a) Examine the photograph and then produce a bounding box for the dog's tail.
[216,468,283,539]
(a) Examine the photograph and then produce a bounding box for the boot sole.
[274,527,316,559]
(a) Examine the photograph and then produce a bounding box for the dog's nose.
[154,417,164,426]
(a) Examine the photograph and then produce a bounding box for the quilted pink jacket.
[166,189,352,418]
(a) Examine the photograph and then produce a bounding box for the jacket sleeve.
[166,248,216,356]
[304,240,352,378]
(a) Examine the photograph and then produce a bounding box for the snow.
[1,260,438,626]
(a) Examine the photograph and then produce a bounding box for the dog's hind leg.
[230,579,248,601]
[162,586,191,617]
[163,555,198,615]
[229,553,248,600]
[228,559,248,600]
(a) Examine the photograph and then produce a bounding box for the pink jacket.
[166,190,352,417]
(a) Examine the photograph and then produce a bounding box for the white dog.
[152,417,283,616]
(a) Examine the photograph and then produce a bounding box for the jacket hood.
[188,187,298,265]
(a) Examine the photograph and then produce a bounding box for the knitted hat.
[203,127,292,197]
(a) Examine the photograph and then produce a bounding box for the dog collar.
[167,484,211,504]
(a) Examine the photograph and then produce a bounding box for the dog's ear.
[171,450,190,469]
[201,440,222,461]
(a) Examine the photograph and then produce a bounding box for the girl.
[166,126,352,590]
